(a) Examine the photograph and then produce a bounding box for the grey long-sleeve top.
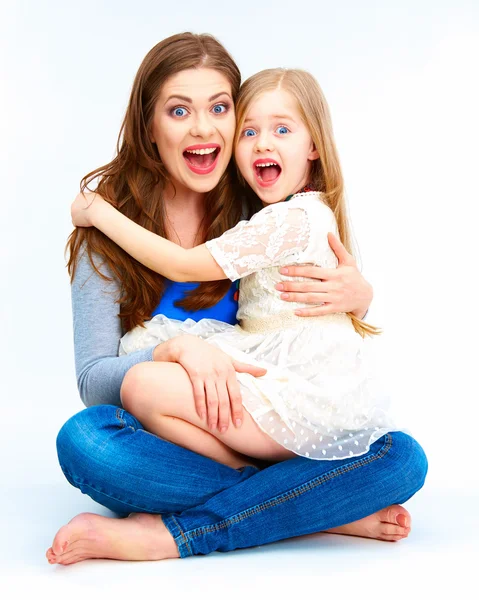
[72,251,156,407]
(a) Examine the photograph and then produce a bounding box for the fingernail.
[276,283,284,290]
[294,310,303,316]
[235,419,242,428]
[220,426,227,433]
[280,268,288,274]
[210,423,217,430]
[281,293,289,299]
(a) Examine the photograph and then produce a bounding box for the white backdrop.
[1,1,478,589]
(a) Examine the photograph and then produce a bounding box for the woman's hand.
[276,232,373,319]
[71,192,103,228]
[154,335,266,434]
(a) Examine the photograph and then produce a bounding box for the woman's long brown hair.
[66,33,245,332]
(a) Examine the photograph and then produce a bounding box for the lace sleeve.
[206,204,310,281]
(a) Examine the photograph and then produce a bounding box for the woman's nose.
[190,112,215,138]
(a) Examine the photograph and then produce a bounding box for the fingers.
[294,304,335,317]
[216,380,230,434]
[327,232,356,266]
[233,360,267,377]
[279,265,339,280]
[191,378,207,422]
[226,373,244,428]
[204,380,219,430]
[280,291,329,305]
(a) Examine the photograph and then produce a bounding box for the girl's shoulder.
[287,191,335,218]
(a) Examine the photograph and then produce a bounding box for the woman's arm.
[72,195,226,282]
[72,247,160,407]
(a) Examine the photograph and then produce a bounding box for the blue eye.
[276,126,289,134]
[172,107,188,117]
[212,104,227,114]
[243,129,256,137]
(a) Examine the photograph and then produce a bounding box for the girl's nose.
[254,134,275,153]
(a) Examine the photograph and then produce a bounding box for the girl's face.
[150,68,236,195]
[235,88,318,205]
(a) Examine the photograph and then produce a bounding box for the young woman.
[46,33,427,566]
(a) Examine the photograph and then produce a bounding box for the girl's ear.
[308,143,319,161]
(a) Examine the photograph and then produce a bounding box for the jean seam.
[183,433,393,542]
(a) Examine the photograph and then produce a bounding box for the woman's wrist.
[351,282,373,319]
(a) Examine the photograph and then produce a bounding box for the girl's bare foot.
[45,512,180,566]
[326,504,411,542]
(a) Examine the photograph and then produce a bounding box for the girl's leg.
[120,362,295,468]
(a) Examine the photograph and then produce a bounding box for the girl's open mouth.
[183,145,220,175]
[253,160,282,187]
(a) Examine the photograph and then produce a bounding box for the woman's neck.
[162,183,207,248]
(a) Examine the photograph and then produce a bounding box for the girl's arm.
[72,193,310,283]
[73,195,226,282]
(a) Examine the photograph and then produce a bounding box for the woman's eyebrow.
[164,91,232,104]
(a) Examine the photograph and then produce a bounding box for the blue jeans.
[56,405,428,558]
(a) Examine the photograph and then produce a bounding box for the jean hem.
[162,514,192,558]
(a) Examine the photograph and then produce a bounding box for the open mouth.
[183,146,220,175]
[254,160,282,186]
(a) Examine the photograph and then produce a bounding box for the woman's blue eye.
[212,104,227,114]
[243,129,256,137]
[172,107,187,117]
[276,126,289,134]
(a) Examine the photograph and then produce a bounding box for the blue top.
[152,280,238,324]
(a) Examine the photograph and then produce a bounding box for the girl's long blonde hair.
[235,69,380,337]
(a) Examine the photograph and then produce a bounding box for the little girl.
[71,68,400,466]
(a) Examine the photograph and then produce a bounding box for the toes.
[383,505,411,528]
[381,524,411,537]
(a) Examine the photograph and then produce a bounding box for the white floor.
[1,373,477,599]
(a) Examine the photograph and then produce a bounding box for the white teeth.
[185,147,217,155]
[256,162,278,167]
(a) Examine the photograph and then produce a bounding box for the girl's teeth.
[257,162,277,167]
[186,148,217,155]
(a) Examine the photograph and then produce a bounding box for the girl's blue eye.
[243,129,256,137]
[172,107,187,117]
[212,104,227,114]
[276,126,289,134]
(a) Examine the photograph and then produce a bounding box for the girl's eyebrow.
[244,114,296,123]
[164,92,232,105]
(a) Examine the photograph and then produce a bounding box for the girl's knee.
[120,363,152,412]
[391,432,429,494]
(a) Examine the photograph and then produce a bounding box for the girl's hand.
[71,192,102,227]
[159,335,266,434]
[276,232,373,319]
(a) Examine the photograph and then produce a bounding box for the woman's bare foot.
[45,512,180,565]
[325,504,411,542]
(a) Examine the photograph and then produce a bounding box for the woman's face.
[150,68,236,195]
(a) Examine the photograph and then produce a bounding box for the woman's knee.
[390,431,429,497]
[56,405,122,477]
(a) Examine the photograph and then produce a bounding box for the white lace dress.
[119,192,399,460]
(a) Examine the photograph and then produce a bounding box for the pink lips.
[253,158,282,187]
[183,144,221,175]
